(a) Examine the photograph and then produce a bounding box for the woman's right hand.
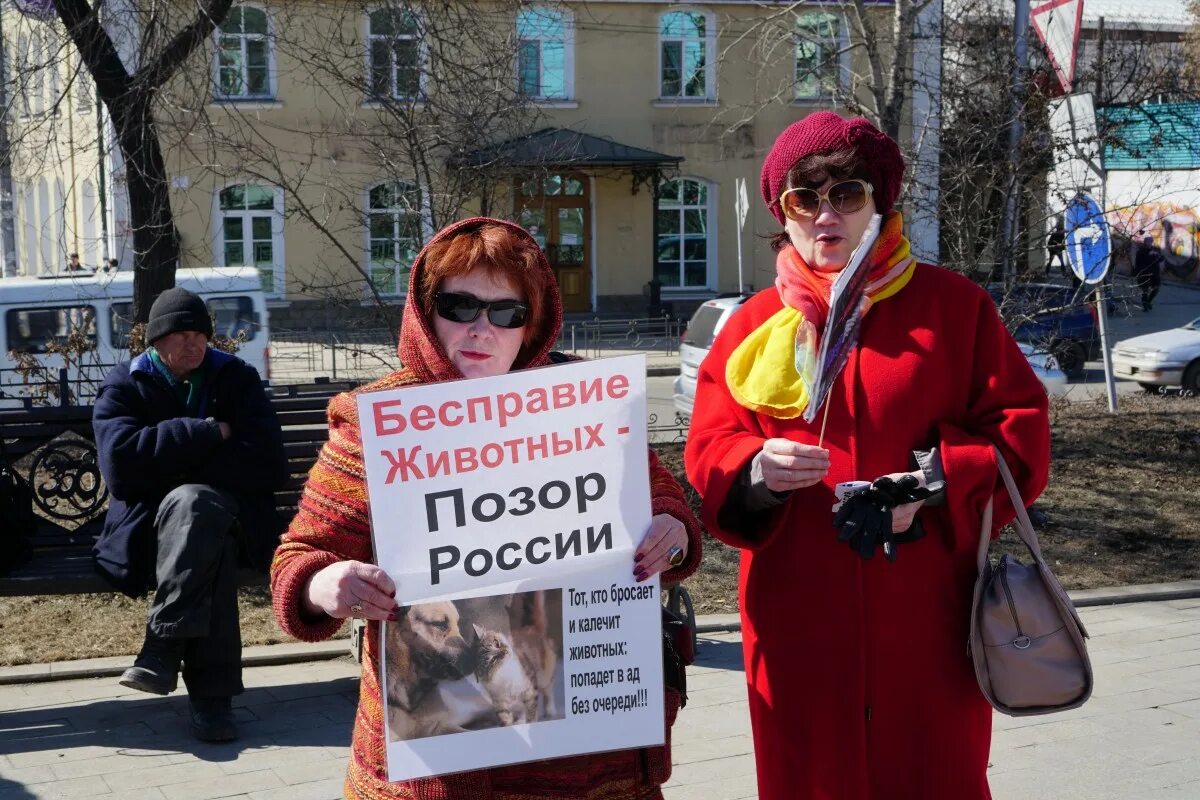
[759,438,831,492]
[303,560,399,621]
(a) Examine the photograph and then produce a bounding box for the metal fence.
[270,328,399,384]
[0,364,116,409]
[557,315,682,359]
[268,314,682,385]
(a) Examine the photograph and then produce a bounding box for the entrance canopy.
[452,127,683,192]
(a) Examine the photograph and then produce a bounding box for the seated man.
[93,288,286,742]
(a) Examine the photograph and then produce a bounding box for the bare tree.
[151,0,552,330]
[35,0,237,321]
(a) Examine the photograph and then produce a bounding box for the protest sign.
[356,354,665,782]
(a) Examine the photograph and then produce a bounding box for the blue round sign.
[1064,193,1111,285]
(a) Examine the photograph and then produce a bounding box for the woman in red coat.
[272,218,702,799]
[684,112,1050,799]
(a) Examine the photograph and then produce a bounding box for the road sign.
[1064,192,1111,285]
[1048,93,1103,205]
[734,177,749,293]
[1031,0,1084,94]
[734,178,749,231]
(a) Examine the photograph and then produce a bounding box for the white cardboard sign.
[356,355,665,782]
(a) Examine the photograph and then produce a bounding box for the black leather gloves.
[832,475,934,562]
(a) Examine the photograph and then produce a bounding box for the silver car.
[673,296,752,416]
[673,295,1068,415]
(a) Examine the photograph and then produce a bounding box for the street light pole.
[999,0,1031,288]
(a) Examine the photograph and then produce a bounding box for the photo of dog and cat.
[382,589,566,742]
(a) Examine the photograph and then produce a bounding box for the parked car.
[673,295,750,416]
[673,294,1068,416]
[1111,317,1200,392]
[989,283,1099,378]
[0,267,270,408]
[1018,342,1069,397]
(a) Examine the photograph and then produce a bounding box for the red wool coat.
[685,264,1050,800]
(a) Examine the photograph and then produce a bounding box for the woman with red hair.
[685,112,1051,799]
[271,217,701,799]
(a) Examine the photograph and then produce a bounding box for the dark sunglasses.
[434,291,530,329]
[778,179,873,220]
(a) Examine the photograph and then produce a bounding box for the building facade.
[4,1,926,323]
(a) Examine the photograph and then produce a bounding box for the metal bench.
[0,381,357,597]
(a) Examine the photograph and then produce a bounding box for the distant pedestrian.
[1046,217,1066,276]
[66,252,84,272]
[1133,235,1163,311]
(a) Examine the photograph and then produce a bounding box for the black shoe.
[190,695,239,742]
[119,629,184,696]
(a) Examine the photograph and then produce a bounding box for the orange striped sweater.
[270,368,702,800]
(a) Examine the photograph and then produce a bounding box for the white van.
[0,267,270,408]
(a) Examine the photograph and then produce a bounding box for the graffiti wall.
[1105,171,1200,284]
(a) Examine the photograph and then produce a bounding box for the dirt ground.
[1,392,1196,667]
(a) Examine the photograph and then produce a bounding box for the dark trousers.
[148,484,243,698]
[1139,280,1160,310]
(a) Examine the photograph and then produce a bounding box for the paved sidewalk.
[3,597,1199,799]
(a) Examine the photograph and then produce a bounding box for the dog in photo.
[383,600,481,740]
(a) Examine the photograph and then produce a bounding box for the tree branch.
[138,0,235,90]
[52,0,131,100]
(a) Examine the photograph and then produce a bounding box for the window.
[795,12,842,101]
[656,178,713,290]
[112,298,258,349]
[659,10,711,100]
[366,181,423,295]
[6,306,97,353]
[517,7,572,100]
[217,184,284,296]
[215,5,273,99]
[367,7,422,100]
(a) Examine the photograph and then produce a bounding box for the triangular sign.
[1031,0,1085,94]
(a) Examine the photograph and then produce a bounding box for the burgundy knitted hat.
[760,111,906,224]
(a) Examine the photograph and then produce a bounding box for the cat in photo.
[508,590,560,719]
[473,624,538,726]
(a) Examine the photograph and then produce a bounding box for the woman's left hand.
[633,514,689,582]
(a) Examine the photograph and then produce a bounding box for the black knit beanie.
[146,288,213,343]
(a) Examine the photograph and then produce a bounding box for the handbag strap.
[975,446,1046,573]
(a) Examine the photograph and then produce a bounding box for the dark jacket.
[92,348,287,596]
[1134,245,1163,287]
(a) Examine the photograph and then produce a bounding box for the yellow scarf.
[726,212,915,419]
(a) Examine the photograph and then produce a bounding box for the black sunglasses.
[434,291,530,329]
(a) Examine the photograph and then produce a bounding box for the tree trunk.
[112,95,179,323]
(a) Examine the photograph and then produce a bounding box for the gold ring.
[350,603,364,616]
[667,545,685,567]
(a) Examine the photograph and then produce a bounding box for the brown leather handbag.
[969,448,1093,716]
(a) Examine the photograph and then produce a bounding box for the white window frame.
[656,176,717,293]
[793,10,848,102]
[211,4,276,101]
[516,5,575,103]
[364,5,427,102]
[657,8,716,102]
[362,180,432,297]
[213,182,286,298]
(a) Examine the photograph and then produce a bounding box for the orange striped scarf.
[726,211,915,419]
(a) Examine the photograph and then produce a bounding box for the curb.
[3,581,1197,686]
